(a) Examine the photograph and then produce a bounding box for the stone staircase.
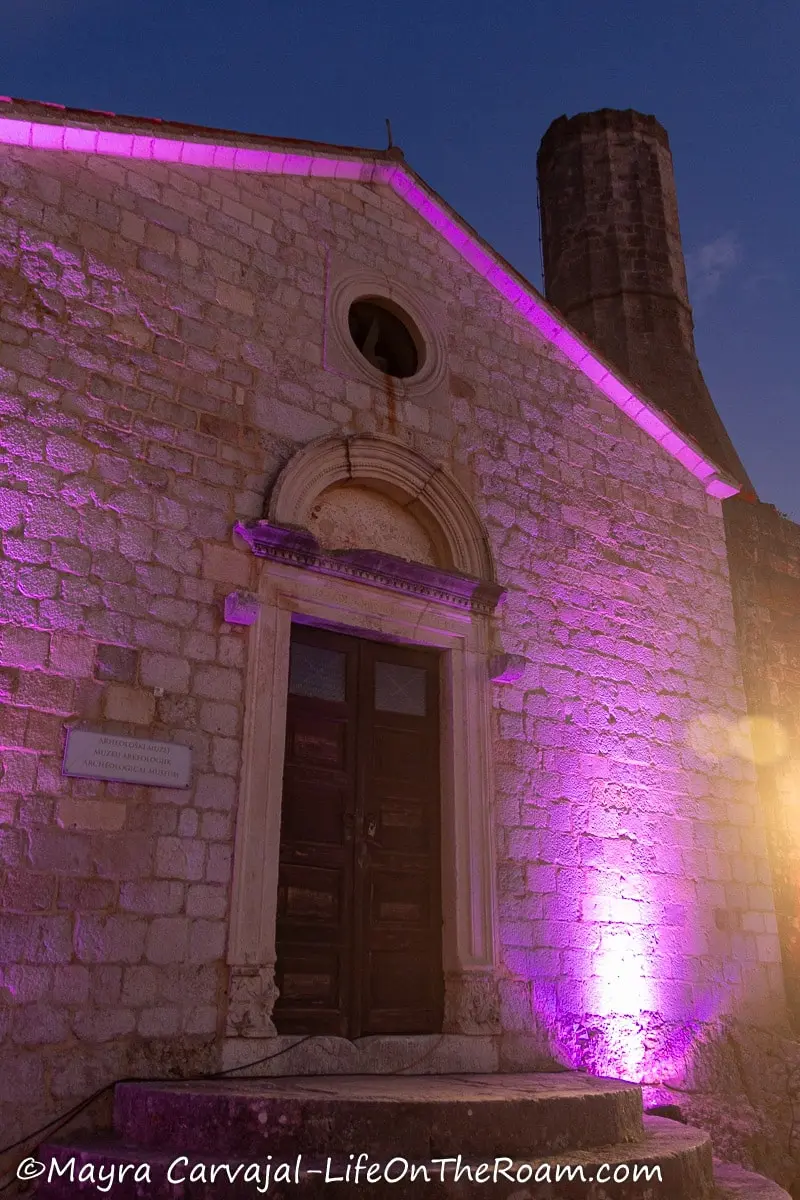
[34,1073,789,1198]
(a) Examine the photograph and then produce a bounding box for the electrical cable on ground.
[0,1032,447,1190]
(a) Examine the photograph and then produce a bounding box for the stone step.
[112,1072,643,1158]
[36,1118,714,1199]
[218,1033,557,1077]
[713,1158,792,1199]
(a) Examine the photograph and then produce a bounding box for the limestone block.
[102,684,155,725]
[223,589,260,625]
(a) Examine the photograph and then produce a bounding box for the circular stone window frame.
[326,264,448,399]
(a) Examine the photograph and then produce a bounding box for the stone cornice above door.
[234,520,505,615]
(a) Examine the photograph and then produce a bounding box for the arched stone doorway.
[225,436,504,1053]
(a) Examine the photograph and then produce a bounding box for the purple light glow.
[520,678,738,1089]
[0,113,740,501]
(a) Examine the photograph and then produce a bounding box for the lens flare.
[687,711,788,765]
[728,715,789,765]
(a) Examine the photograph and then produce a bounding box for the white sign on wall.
[62,730,192,788]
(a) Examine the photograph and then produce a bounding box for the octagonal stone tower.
[537,108,753,492]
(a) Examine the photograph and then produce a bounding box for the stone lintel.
[234,520,505,614]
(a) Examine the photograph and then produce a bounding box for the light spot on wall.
[688,710,788,765]
[730,715,788,766]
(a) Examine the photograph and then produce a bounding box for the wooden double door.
[274,623,443,1037]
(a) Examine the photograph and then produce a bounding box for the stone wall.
[536,109,800,1190]
[725,499,800,1027]
[0,135,787,1168]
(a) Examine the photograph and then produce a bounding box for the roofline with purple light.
[0,99,740,500]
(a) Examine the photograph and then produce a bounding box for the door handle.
[366,816,378,839]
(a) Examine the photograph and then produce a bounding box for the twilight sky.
[2,0,798,517]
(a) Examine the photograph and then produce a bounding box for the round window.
[347,298,422,379]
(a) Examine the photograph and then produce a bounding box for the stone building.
[0,97,799,1194]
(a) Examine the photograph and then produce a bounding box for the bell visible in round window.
[348,299,422,379]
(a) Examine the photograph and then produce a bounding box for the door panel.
[274,627,358,1036]
[356,638,442,1035]
[371,726,426,779]
[280,777,350,849]
[274,624,443,1038]
[287,718,348,769]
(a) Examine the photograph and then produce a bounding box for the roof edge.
[0,96,395,161]
[0,100,740,501]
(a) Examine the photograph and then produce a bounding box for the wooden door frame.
[226,558,500,1038]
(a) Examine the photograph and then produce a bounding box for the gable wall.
[0,142,786,1148]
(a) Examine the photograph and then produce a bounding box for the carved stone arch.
[267,434,496,582]
[227,432,503,1055]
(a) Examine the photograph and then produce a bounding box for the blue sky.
[2,0,798,516]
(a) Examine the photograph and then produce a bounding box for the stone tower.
[537,108,753,492]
